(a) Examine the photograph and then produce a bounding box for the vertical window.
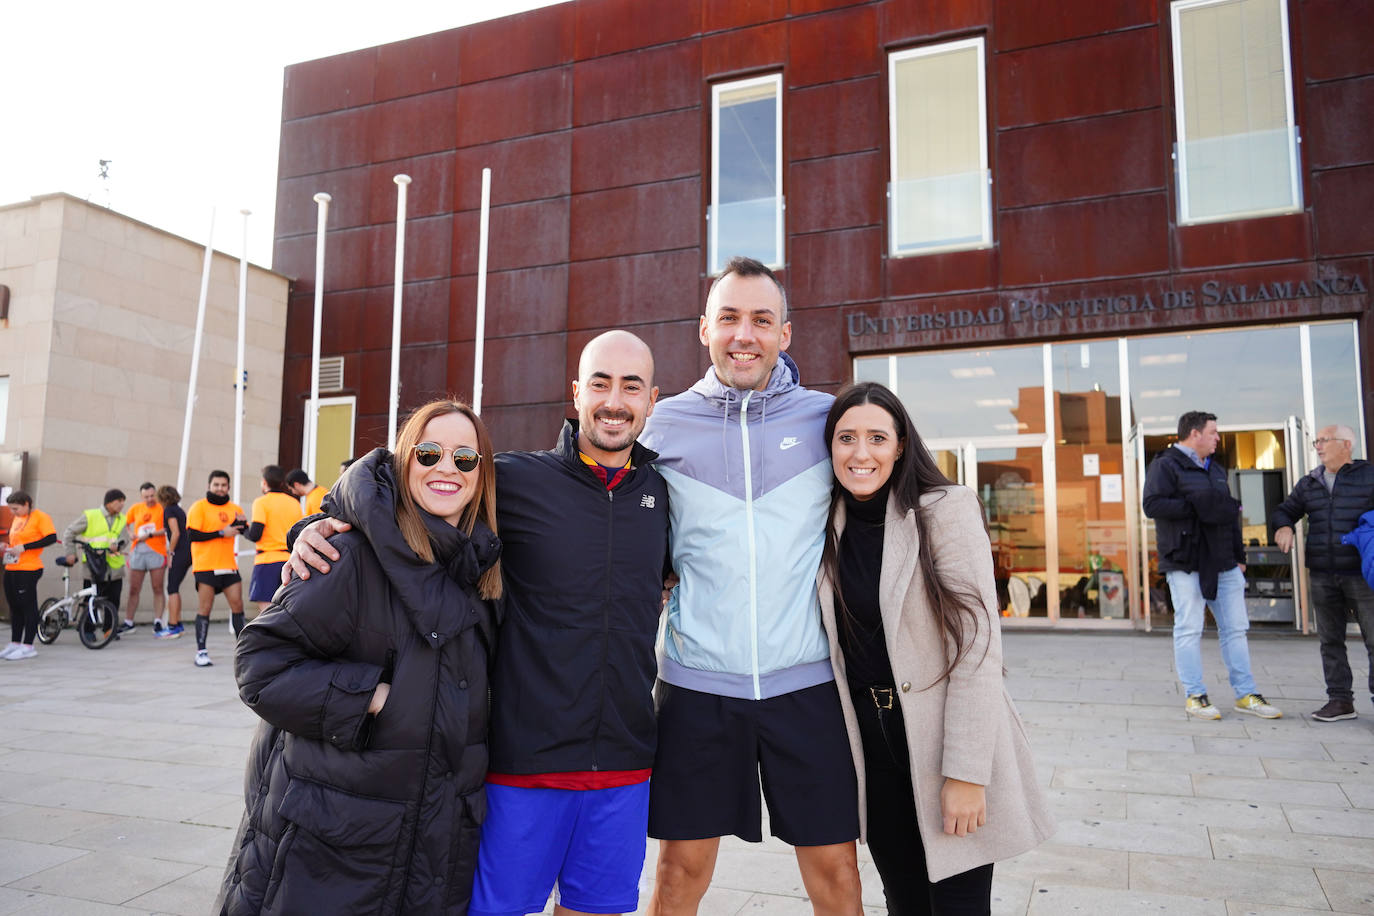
[710,74,782,274]
[1171,0,1301,224]
[889,37,991,257]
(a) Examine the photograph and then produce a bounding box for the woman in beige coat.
[819,382,1053,914]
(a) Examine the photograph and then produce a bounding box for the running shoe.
[9,645,36,660]
[195,649,213,667]
[118,620,136,634]
[0,643,22,659]
[1185,694,1221,720]
[156,623,184,640]
[1234,693,1282,719]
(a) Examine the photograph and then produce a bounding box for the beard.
[582,410,637,456]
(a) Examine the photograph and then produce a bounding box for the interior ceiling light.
[1140,388,1182,398]
[1139,353,1188,366]
[975,398,1014,407]
[950,366,996,378]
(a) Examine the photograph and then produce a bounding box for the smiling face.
[831,403,904,501]
[700,272,792,392]
[407,411,480,526]
[572,331,658,467]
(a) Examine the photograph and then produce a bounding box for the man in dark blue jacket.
[1271,424,1374,721]
[288,331,671,916]
[1143,411,1282,721]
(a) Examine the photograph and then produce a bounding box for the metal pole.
[308,193,331,477]
[388,174,411,449]
[233,210,250,508]
[177,209,215,495]
[472,168,491,414]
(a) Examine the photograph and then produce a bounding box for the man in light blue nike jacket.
[640,257,861,915]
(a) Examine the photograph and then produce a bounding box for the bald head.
[578,330,655,387]
[572,330,659,466]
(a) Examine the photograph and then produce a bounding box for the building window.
[888,37,991,257]
[1171,0,1301,224]
[709,74,782,274]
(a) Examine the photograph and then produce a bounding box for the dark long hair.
[821,381,989,686]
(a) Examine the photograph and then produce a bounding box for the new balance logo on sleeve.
[640,494,656,508]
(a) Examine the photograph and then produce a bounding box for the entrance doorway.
[929,434,1057,622]
[1130,418,1309,631]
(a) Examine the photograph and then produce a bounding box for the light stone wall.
[0,194,291,609]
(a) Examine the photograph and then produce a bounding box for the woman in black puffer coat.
[218,400,503,915]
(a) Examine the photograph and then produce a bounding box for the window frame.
[887,35,993,258]
[709,72,784,275]
[1169,0,1302,226]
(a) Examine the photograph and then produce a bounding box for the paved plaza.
[0,629,1369,914]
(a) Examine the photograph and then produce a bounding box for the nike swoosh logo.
[779,439,801,450]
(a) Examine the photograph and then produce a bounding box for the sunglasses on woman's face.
[412,442,482,472]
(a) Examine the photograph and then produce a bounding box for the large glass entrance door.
[929,435,1055,622]
[1132,417,1309,632]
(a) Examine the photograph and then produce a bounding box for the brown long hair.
[393,399,502,600]
[821,382,989,686]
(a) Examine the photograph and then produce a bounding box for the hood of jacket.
[688,351,801,407]
[324,448,500,636]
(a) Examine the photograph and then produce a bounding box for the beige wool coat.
[817,485,1055,882]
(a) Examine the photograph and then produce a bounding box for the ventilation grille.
[317,357,345,393]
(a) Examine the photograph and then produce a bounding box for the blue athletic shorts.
[469,781,649,916]
[248,562,284,602]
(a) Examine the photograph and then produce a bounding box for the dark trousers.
[848,682,994,916]
[1308,572,1374,702]
[4,569,42,644]
[83,577,123,613]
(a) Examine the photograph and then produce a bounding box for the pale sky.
[2,0,562,268]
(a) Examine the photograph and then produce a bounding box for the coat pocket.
[262,778,408,916]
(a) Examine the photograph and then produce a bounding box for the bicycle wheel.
[77,598,118,650]
[37,598,64,645]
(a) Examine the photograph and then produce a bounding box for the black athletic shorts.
[193,571,241,595]
[167,554,192,593]
[648,680,859,846]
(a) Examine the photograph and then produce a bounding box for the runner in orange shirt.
[285,468,327,516]
[246,465,303,613]
[1,491,58,659]
[123,482,167,633]
[186,470,246,668]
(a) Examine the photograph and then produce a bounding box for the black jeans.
[848,682,993,916]
[4,569,42,644]
[83,577,123,614]
[1308,572,1374,702]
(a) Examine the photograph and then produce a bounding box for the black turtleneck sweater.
[835,483,894,687]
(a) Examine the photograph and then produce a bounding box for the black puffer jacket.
[217,449,500,916]
[1271,460,1374,573]
[1142,445,1244,599]
[488,420,670,775]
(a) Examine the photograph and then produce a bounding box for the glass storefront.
[855,320,1365,629]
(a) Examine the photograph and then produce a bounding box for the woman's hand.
[941,778,986,837]
[368,683,390,716]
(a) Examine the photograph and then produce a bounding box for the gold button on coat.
[901,681,911,692]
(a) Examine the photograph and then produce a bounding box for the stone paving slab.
[0,630,1369,913]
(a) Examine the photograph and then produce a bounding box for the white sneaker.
[9,645,36,660]
[195,649,213,667]
[0,643,21,660]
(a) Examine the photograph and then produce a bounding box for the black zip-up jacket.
[488,420,670,775]
[1271,460,1374,573]
[1142,445,1244,599]
[219,450,500,915]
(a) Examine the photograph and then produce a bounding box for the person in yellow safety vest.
[62,488,131,623]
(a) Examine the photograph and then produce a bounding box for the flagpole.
[177,209,214,495]
[388,174,411,449]
[472,168,491,414]
[307,192,331,477]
